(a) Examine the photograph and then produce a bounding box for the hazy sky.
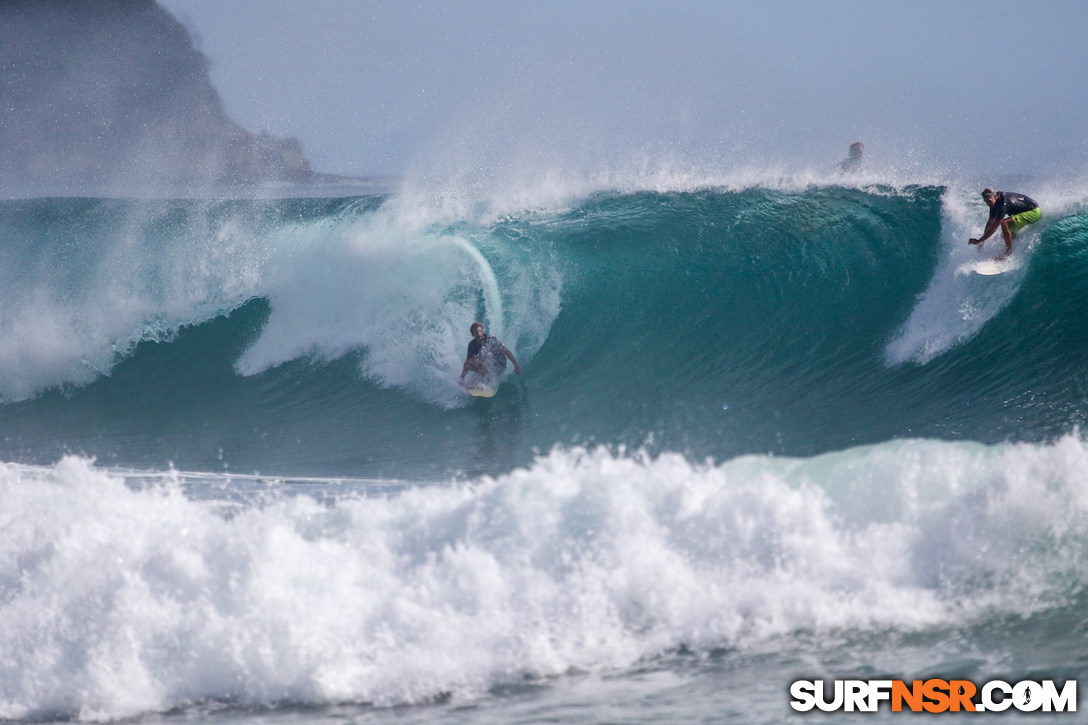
[159,0,1088,180]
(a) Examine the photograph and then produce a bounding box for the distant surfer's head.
[848,141,864,159]
[470,322,484,338]
[981,188,996,201]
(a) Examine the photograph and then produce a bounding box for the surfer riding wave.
[461,322,520,386]
[969,188,1041,260]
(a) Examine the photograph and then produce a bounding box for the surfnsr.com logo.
[790,679,1077,713]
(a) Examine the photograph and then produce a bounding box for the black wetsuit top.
[466,334,508,374]
[988,191,1039,222]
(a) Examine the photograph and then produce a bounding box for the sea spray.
[4,435,1088,719]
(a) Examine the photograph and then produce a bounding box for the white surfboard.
[955,258,1019,277]
[973,259,1014,276]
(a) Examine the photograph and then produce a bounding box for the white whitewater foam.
[885,188,1031,365]
[886,184,1087,365]
[3,436,1088,719]
[233,203,560,407]
[0,196,561,407]
[0,201,271,401]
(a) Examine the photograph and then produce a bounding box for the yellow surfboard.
[462,371,497,397]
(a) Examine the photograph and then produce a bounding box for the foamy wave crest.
[0,197,560,407]
[391,148,956,230]
[885,186,1083,365]
[885,187,1031,365]
[0,200,271,401]
[4,437,1088,719]
[234,202,560,407]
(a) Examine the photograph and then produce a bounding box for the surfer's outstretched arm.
[969,217,1000,245]
[504,348,521,375]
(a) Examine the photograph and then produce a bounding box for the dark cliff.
[0,0,315,194]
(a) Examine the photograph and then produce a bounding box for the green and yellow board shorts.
[1009,207,1042,234]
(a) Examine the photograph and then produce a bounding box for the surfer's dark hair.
[470,322,483,334]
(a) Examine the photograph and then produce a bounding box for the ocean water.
[2,171,1088,723]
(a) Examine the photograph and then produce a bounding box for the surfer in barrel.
[461,322,520,384]
[969,188,1041,260]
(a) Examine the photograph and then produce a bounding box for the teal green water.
[0,187,1086,478]
[3,184,1088,722]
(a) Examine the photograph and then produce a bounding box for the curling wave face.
[0,185,1086,477]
